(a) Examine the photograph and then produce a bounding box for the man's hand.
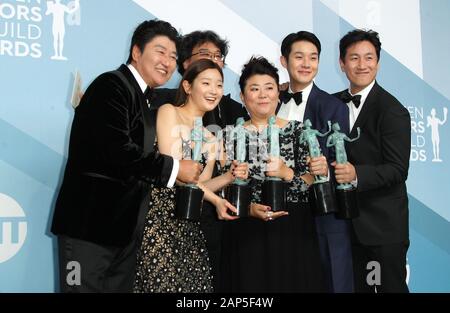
[332,161,356,184]
[307,156,328,177]
[177,160,203,184]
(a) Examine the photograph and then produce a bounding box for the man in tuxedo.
[51,20,202,292]
[334,29,411,292]
[151,30,248,291]
[276,31,354,293]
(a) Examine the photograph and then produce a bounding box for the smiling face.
[131,35,177,87]
[183,68,224,113]
[339,40,379,94]
[281,40,319,92]
[240,74,279,120]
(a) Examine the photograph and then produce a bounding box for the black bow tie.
[340,91,362,108]
[281,91,303,105]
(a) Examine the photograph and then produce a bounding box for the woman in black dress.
[220,56,328,292]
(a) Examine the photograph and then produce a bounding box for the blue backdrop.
[1,0,449,292]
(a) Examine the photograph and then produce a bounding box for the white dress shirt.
[127,64,179,188]
[277,81,329,180]
[345,80,376,187]
[277,82,314,122]
[347,80,375,131]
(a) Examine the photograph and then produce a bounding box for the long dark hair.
[174,59,224,106]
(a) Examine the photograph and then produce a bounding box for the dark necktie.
[144,87,153,108]
[281,91,303,105]
[340,90,362,108]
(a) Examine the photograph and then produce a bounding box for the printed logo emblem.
[0,194,27,264]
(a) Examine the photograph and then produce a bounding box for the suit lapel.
[349,82,379,138]
[119,65,155,154]
[303,83,319,123]
[275,91,285,115]
[142,100,157,154]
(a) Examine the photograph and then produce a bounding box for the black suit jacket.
[52,64,173,247]
[334,82,411,245]
[152,88,249,128]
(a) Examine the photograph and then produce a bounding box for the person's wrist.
[212,195,222,207]
[283,166,293,181]
[249,203,256,217]
[226,170,234,184]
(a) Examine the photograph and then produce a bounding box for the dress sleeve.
[287,122,310,201]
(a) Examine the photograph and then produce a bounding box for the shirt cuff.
[351,176,358,188]
[167,159,179,188]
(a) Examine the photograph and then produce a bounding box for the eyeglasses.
[189,49,225,62]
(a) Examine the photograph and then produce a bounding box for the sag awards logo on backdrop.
[408,106,448,163]
[0,0,80,61]
[0,193,27,264]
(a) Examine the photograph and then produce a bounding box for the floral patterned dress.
[134,139,213,293]
[220,120,326,292]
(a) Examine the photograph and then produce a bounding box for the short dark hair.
[238,56,279,92]
[339,29,381,62]
[177,30,229,75]
[175,59,224,106]
[126,19,181,64]
[281,31,321,58]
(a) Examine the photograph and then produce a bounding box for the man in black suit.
[51,20,202,292]
[276,31,353,293]
[151,30,248,291]
[334,29,411,293]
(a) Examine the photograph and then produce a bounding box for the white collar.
[289,81,314,103]
[127,64,148,93]
[349,80,375,107]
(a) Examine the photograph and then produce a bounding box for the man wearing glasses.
[153,30,249,129]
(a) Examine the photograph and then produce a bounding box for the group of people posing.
[51,19,411,293]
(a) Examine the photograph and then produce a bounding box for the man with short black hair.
[277,31,353,293]
[334,29,410,293]
[52,20,202,292]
